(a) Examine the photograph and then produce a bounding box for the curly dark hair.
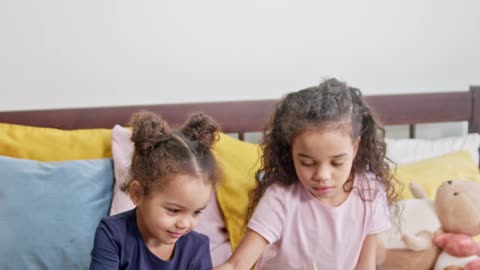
[121,111,220,195]
[247,78,402,221]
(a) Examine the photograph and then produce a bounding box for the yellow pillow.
[394,150,480,199]
[213,133,262,250]
[0,123,112,161]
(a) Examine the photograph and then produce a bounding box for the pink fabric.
[110,125,231,266]
[248,173,390,270]
[110,125,135,216]
[194,194,232,265]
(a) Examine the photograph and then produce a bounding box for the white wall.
[1,0,479,112]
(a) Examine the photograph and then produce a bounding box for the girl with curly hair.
[215,78,399,270]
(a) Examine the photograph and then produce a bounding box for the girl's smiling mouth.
[168,231,185,238]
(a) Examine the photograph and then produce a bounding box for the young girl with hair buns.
[90,111,220,270]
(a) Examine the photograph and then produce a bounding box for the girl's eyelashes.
[300,162,314,167]
[298,159,315,167]
[299,160,345,167]
[166,208,180,214]
[165,207,204,216]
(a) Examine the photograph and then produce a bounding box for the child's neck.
[145,241,175,261]
[135,210,176,261]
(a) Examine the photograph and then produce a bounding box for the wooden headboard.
[1,86,479,141]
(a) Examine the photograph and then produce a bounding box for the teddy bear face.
[435,179,480,236]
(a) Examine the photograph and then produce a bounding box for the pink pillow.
[110,125,135,215]
[110,125,231,266]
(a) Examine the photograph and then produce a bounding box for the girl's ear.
[129,180,144,206]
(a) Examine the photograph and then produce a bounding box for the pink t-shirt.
[248,173,390,270]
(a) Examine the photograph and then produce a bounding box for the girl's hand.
[213,229,268,270]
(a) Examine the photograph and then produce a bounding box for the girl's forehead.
[150,174,213,206]
[294,123,354,141]
[292,128,357,154]
[295,128,352,142]
[164,173,204,182]
[159,174,210,190]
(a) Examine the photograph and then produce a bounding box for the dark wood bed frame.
[1,86,479,142]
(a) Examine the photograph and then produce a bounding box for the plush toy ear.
[409,181,428,199]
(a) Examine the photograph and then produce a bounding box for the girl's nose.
[176,216,191,229]
[313,165,330,182]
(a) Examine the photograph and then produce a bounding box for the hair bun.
[129,111,170,155]
[181,113,219,149]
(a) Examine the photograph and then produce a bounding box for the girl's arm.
[193,237,213,270]
[89,222,120,270]
[355,234,378,270]
[214,229,269,270]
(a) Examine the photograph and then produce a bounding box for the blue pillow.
[0,156,113,270]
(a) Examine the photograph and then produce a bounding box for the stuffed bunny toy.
[382,179,480,270]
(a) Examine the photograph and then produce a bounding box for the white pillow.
[383,199,439,249]
[386,133,480,165]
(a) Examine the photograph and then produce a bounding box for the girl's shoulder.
[257,183,305,213]
[353,172,383,188]
[264,182,302,199]
[99,208,135,230]
[106,208,136,220]
[353,172,386,201]
[181,230,209,246]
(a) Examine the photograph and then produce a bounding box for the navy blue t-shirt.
[89,208,212,270]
